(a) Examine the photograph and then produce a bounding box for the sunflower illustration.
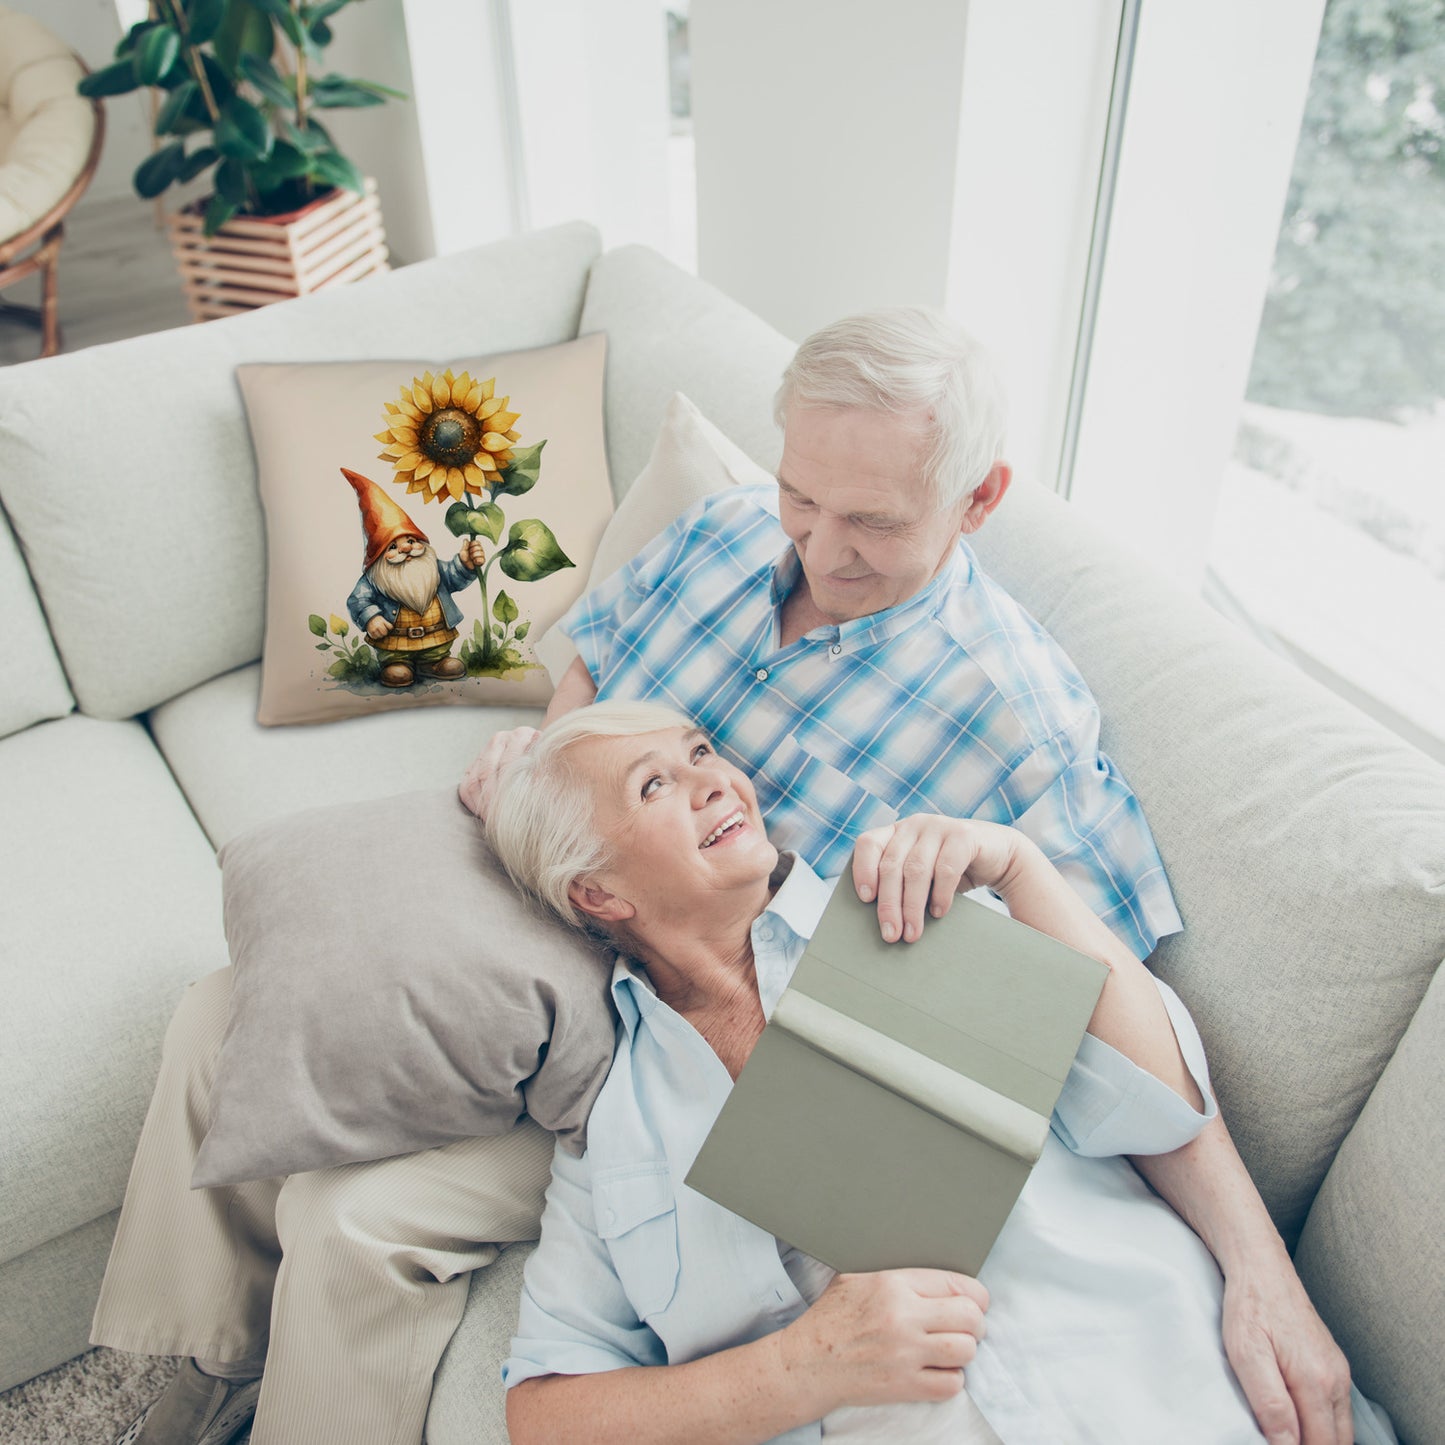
[374,368,522,503]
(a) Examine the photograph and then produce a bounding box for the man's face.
[776,406,972,623]
[383,535,428,564]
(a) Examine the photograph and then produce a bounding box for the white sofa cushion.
[148,663,542,849]
[0,222,602,721]
[579,244,794,497]
[0,714,227,1267]
[968,477,1445,1244]
[0,504,72,738]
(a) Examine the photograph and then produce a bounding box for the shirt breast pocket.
[758,732,898,869]
[593,1163,681,1322]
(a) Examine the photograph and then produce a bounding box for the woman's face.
[567,726,778,926]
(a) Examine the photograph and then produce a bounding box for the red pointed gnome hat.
[342,468,429,569]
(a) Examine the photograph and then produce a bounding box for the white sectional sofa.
[1,222,1441,1444]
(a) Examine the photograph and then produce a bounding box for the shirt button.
[756,924,773,943]
[830,644,842,655]
[755,668,769,681]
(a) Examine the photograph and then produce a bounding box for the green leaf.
[239,52,295,107]
[492,624,504,640]
[213,0,274,75]
[471,619,487,643]
[327,659,348,678]
[309,74,384,108]
[203,192,238,235]
[80,59,143,98]
[261,139,311,179]
[492,439,545,497]
[492,590,519,625]
[216,95,273,160]
[302,0,353,23]
[133,142,185,198]
[115,20,156,58]
[215,155,249,204]
[443,501,503,542]
[514,620,530,640]
[499,646,525,669]
[186,0,227,47]
[308,613,328,636]
[308,18,333,47]
[198,52,236,106]
[245,0,305,43]
[153,79,197,135]
[134,25,181,85]
[315,642,330,651]
[350,78,409,101]
[177,144,219,182]
[497,518,575,583]
[309,148,363,194]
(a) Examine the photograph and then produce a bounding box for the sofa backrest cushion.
[0,502,71,737]
[969,479,1445,1245]
[579,244,795,497]
[0,222,602,721]
[1294,957,1444,1445]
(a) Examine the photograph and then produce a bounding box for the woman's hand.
[852,815,1029,943]
[779,1269,989,1412]
[459,726,540,821]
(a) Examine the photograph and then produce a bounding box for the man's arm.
[1131,1120,1353,1445]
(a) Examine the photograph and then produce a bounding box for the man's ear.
[567,879,635,924]
[959,462,1012,536]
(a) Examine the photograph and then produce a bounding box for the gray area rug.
[0,1350,207,1445]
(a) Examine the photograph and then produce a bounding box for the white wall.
[690,0,972,342]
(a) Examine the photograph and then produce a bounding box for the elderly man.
[95,310,1350,1445]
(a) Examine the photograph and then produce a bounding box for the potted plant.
[79,0,405,319]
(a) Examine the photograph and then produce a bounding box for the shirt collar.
[609,852,836,1037]
[767,542,973,651]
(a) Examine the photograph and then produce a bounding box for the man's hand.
[778,1269,988,1413]
[457,537,487,571]
[1221,1263,1352,1445]
[366,615,393,641]
[459,726,540,821]
[851,815,1025,943]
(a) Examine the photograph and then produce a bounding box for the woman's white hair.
[774,307,1007,510]
[487,700,697,930]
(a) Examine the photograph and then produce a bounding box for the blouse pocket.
[593,1162,681,1321]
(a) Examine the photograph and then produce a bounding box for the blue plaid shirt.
[560,485,1181,959]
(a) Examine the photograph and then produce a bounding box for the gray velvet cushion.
[192,789,617,1187]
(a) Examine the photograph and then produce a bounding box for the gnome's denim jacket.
[347,553,475,631]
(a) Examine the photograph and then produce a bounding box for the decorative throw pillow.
[192,788,618,1188]
[534,391,772,683]
[240,333,612,725]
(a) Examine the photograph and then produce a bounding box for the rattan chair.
[0,6,104,359]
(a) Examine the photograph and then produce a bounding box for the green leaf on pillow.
[491,440,545,498]
[492,590,519,625]
[497,519,574,583]
[308,614,328,636]
[514,620,530,640]
[315,642,329,651]
[327,659,348,678]
[444,501,503,542]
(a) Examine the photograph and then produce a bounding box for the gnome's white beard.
[369,545,440,616]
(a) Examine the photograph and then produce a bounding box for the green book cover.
[684,886,1109,1276]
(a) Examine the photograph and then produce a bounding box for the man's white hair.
[774,307,1008,510]
[488,700,696,930]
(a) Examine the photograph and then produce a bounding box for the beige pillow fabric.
[193,788,618,1188]
[535,391,771,684]
[240,334,612,725]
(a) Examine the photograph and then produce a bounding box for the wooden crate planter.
[165,179,389,322]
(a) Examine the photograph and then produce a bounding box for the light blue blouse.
[504,858,1270,1443]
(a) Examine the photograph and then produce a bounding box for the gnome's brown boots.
[380,662,414,686]
[420,656,466,679]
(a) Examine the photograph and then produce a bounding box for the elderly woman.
[485,700,1312,1445]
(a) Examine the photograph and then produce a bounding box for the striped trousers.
[91,968,554,1445]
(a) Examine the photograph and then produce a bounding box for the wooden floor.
[0,194,193,367]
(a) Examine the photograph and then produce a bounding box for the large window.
[1207,0,1445,757]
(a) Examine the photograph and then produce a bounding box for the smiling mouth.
[700,811,746,848]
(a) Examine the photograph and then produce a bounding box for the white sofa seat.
[148,664,544,850]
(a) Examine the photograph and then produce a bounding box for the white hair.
[487,700,696,930]
[774,308,1008,510]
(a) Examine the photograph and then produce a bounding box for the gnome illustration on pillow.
[342,467,484,688]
